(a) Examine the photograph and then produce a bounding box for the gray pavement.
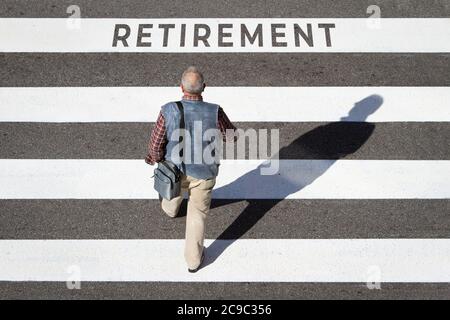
[1,122,449,159]
[0,0,449,300]
[1,282,450,300]
[1,53,449,87]
[0,199,449,240]
[1,0,450,18]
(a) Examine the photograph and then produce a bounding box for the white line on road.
[1,159,449,199]
[1,87,449,122]
[0,18,449,52]
[0,239,449,282]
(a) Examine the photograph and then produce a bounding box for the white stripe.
[0,159,448,199]
[0,239,449,282]
[0,18,449,52]
[1,87,449,122]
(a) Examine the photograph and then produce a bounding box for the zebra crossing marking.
[1,87,450,122]
[1,159,449,199]
[0,18,449,52]
[1,239,449,282]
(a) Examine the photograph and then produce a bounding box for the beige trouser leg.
[161,175,216,269]
[161,177,189,218]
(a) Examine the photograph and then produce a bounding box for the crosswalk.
[1,160,449,199]
[2,87,450,122]
[1,239,449,282]
[1,18,450,52]
[0,1,449,299]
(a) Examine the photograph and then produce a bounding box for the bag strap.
[175,101,185,172]
[175,101,185,131]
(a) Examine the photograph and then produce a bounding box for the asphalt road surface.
[0,0,449,299]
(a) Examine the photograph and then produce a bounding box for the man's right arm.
[145,111,167,165]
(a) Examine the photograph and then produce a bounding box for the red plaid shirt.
[145,94,236,165]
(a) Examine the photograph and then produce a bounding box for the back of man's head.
[181,66,205,94]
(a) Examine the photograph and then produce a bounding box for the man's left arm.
[218,107,237,141]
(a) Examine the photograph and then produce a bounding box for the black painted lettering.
[194,24,211,47]
[158,24,175,47]
[112,24,130,47]
[318,23,335,47]
[294,23,314,47]
[180,24,186,47]
[218,24,233,47]
[271,24,287,47]
[137,24,152,47]
[241,24,263,47]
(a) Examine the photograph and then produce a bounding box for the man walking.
[145,66,236,272]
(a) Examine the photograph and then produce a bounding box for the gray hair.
[181,66,205,94]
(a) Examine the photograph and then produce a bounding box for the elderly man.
[145,66,236,272]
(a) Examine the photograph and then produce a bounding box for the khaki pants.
[161,175,216,269]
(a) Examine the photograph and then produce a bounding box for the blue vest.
[162,99,220,180]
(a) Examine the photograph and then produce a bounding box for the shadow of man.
[204,94,384,266]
